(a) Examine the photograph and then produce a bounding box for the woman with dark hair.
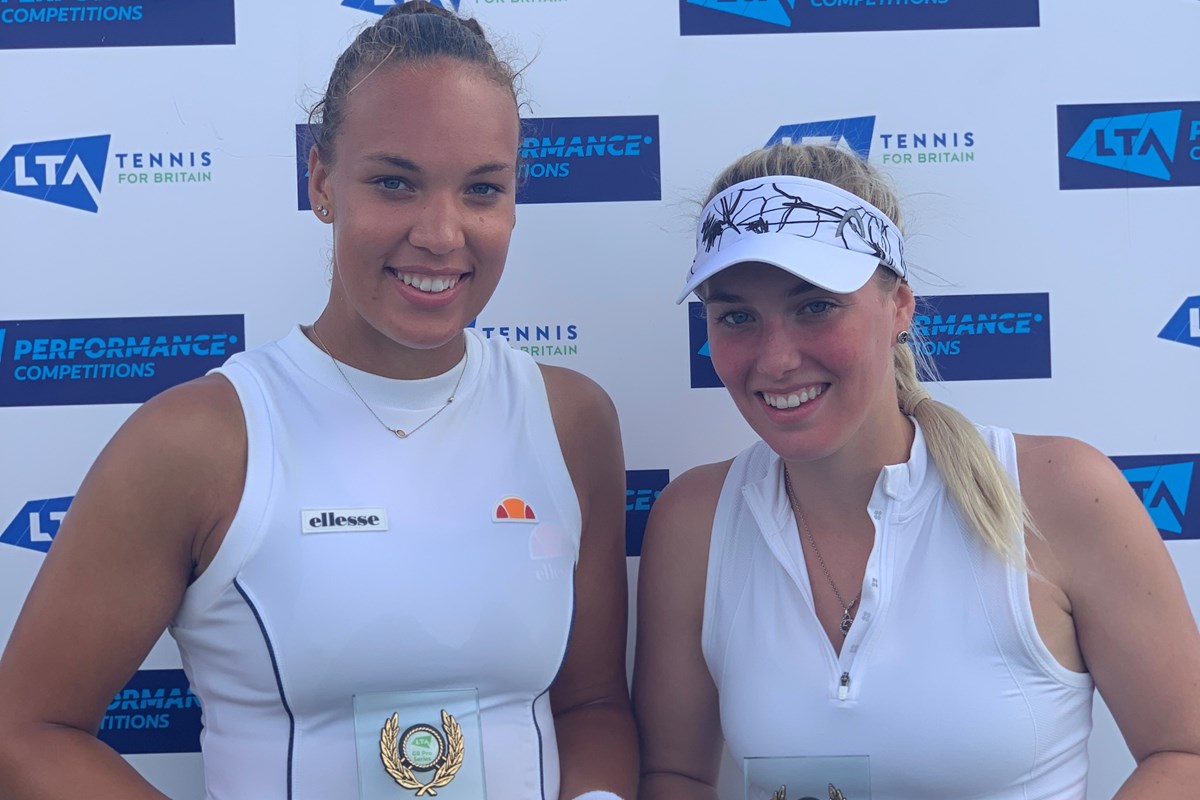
[0,5,636,798]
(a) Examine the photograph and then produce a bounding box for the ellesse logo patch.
[493,496,537,523]
[301,508,389,534]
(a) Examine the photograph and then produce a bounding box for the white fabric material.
[702,422,1095,800]
[170,326,581,800]
[678,175,907,302]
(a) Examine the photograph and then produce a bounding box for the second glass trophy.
[353,688,487,798]
[744,755,870,800]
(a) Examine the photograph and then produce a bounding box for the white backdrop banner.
[2,1,1198,798]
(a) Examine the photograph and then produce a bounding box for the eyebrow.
[786,280,820,296]
[363,153,515,177]
[705,278,819,303]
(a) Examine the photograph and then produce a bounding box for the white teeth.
[398,272,459,293]
[764,385,824,409]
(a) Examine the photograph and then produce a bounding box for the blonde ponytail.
[894,333,1036,563]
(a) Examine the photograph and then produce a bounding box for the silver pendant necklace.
[309,324,467,440]
[784,467,862,637]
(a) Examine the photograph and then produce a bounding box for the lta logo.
[1069,110,1178,180]
[687,0,796,28]
[680,0,1038,35]
[767,117,875,159]
[0,135,110,212]
[1057,102,1200,189]
[1159,297,1200,349]
[342,0,463,12]
[1,497,72,554]
[1112,455,1199,540]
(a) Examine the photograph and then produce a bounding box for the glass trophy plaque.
[353,688,487,798]
[744,755,870,800]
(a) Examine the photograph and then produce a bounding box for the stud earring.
[316,205,330,218]
[896,330,911,345]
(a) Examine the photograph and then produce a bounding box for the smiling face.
[703,261,914,464]
[308,59,519,376]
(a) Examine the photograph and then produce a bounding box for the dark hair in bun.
[310,1,519,163]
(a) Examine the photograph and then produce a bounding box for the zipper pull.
[838,672,850,700]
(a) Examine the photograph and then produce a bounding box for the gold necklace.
[309,325,467,440]
[784,467,862,637]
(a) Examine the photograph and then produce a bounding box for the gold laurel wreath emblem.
[379,710,464,796]
[769,782,848,800]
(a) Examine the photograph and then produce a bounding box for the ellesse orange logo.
[493,496,537,523]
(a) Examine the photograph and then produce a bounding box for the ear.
[307,145,333,223]
[893,280,916,337]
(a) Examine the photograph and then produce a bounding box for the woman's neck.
[308,311,466,380]
[783,408,915,520]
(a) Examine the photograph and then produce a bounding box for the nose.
[407,192,465,256]
[756,319,802,381]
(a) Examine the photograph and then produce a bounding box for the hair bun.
[387,1,452,18]
[383,1,486,38]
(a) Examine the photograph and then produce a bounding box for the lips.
[762,384,826,409]
[391,270,463,294]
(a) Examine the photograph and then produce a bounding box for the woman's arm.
[1018,435,1200,798]
[541,365,639,800]
[633,461,730,800]
[0,375,245,799]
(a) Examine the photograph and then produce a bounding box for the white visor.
[677,175,907,303]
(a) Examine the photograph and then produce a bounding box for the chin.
[754,423,846,464]
[381,316,469,346]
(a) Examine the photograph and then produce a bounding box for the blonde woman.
[634,143,1200,799]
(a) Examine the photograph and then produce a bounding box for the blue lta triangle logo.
[0,135,111,213]
[766,116,876,159]
[1,498,72,554]
[1066,109,1180,181]
[1121,463,1193,536]
[1159,297,1200,349]
[686,0,796,27]
[342,0,462,12]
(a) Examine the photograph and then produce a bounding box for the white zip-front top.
[702,422,1094,800]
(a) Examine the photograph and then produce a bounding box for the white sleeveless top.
[702,423,1094,800]
[170,326,580,800]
